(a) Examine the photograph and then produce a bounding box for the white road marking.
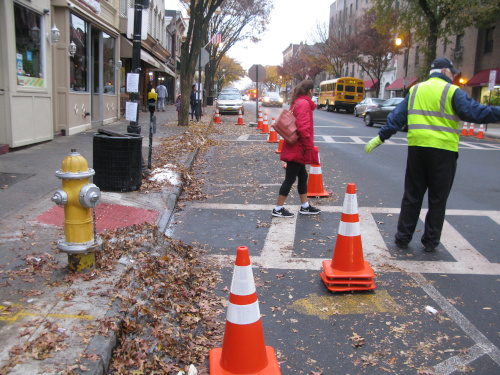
[232,134,500,150]
[411,272,500,372]
[190,203,500,275]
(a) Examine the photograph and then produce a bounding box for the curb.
[78,113,215,375]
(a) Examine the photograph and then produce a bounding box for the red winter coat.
[280,95,318,165]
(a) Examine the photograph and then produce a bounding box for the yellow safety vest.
[407,77,460,152]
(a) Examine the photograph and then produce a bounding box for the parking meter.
[148,89,157,117]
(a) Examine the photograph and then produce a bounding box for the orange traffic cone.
[261,114,270,134]
[268,118,278,143]
[275,138,284,153]
[210,246,281,375]
[214,108,221,124]
[257,106,263,130]
[460,122,468,136]
[321,183,376,292]
[235,109,245,125]
[476,124,485,139]
[468,123,475,136]
[307,148,330,197]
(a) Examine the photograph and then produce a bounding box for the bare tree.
[310,22,347,78]
[204,0,273,97]
[178,0,225,126]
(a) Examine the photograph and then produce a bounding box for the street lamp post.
[395,35,411,97]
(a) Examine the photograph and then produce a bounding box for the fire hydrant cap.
[60,150,89,173]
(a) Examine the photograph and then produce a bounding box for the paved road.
[170,101,500,374]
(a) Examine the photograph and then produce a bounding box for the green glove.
[365,136,383,154]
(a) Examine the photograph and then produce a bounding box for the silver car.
[262,92,283,107]
[354,98,385,117]
[217,93,244,115]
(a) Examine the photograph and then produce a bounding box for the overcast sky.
[171,0,335,88]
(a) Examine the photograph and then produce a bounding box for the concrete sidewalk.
[0,104,215,374]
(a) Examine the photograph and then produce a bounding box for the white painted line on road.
[433,344,487,375]
[191,203,500,275]
[411,272,500,372]
[232,134,500,150]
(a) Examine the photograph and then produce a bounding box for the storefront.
[0,0,54,148]
[465,68,500,106]
[52,0,120,136]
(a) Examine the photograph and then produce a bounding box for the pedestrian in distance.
[364,57,500,252]
[272,80,321,218]
[175,94,181,118]
[190,84,199,121]
[156,82,167,112]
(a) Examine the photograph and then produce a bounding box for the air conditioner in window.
[454,50,463,59]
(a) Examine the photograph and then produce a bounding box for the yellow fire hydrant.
[51,149,101,272]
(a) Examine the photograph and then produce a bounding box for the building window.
[356,0,358,10]
[351,65,354,77]
[102,33,115,94]
[485,27,494,54]
[456,34,464,50]
[443,39,447,53]
[415,46,420,66]
[14,3,44,87]
[70,14,88,92]
[350,4,352,15]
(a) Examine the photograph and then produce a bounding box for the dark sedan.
[262,92,284,107]
[363,97,404,127]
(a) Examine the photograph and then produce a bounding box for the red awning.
[386,77,418,91]
[465,68,500,87]
[364,79,378,90]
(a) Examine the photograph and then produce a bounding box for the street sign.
[199,48,210,67]
[488,70,497,90]
[248,64,266,82]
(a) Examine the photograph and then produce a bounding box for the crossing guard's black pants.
[395,146,458,248]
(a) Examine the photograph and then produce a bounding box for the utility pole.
[127,0,148,134]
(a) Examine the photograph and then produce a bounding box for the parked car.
[262,92,284,107]
[363,97,404,127]
[354,98,385,117]
[217,93,244,115]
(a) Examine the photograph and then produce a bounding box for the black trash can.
[93,132,143,192]
[207,96,214,106]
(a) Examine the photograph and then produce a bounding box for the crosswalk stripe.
[232,134,500,150]
[190,203,500,275]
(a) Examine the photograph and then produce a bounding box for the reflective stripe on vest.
[407,78,460,152]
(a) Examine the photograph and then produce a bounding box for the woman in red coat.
[272,80,320,217]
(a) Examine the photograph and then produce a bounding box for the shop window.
[70,14,88,92]
[103,33,116,94]
[484,27,494,54]
[14,3,44,87]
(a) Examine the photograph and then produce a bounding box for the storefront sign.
[16,53,23,75]
[77,0,101,14]
[17,76,44,87]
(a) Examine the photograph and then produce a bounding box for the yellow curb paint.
[288,291,403,319]
[0,304,94,323]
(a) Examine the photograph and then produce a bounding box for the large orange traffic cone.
[214,108,221,124]
[268,118,278,143]
[275,138,284,153]
[261,114,270,134]
[476,124,485,139]
[257,106,263,130]
[321,183,376,292]
[307,148,329,197]
[460,122,468,136]
[468,123,475,136]
[210,246,281,375]
[235,109,245,125]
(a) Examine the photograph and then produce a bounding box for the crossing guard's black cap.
[431,57,460,74]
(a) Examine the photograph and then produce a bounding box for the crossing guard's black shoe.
[272,207,294,218]
[299,205,321,215]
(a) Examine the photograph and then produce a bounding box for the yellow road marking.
[0,304,94,323]
[288,291,403,319]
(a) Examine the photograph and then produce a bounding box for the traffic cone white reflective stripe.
[261,114,270,134]
[214,108,221,124]
[306,150,329,197]
[226,301,260,325]
[257,106,263,130]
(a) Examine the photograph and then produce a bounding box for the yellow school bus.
[318,77,364,113]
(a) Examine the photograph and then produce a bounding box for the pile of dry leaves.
[103,224,225,374]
